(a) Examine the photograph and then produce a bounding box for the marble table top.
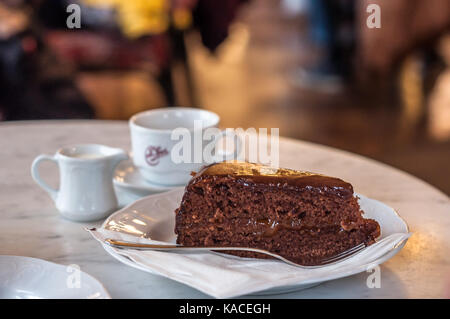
[0,120,449,298]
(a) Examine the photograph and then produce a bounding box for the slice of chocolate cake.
[174,161,380,265]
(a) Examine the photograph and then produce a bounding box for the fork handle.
[104,238,308,266]
[105,238,275,255]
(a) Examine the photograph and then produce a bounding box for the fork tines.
[318,243,366,265]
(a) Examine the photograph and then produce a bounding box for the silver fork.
[103,238,367,268]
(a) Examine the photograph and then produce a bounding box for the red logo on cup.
[145,146,169,166]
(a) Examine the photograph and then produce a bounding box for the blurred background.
[0,0,449,194]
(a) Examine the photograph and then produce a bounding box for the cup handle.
[213,130,242,162]
[31,154,59,201]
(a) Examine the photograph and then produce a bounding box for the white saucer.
[0,255,110,299]
[113,159,179,195]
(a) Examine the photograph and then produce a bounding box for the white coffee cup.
[31,144,128,222]
[129,107,240,186]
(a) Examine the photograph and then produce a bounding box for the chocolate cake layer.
[174,161,381,265]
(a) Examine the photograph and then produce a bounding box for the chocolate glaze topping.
[191,161,354,198]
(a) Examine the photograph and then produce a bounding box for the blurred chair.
[0,1,96,120]
[39,0,197,107]
[357,0,450,141]
[0,0,247,120]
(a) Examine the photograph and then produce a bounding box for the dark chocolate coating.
[191,161,354,199]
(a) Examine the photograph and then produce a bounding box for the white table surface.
[0,120,449,298]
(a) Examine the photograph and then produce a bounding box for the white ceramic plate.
[113,159,177,195]
[99,188,409,297]
[0,256,110,299]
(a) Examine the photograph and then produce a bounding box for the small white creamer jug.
[31,144,128,222]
